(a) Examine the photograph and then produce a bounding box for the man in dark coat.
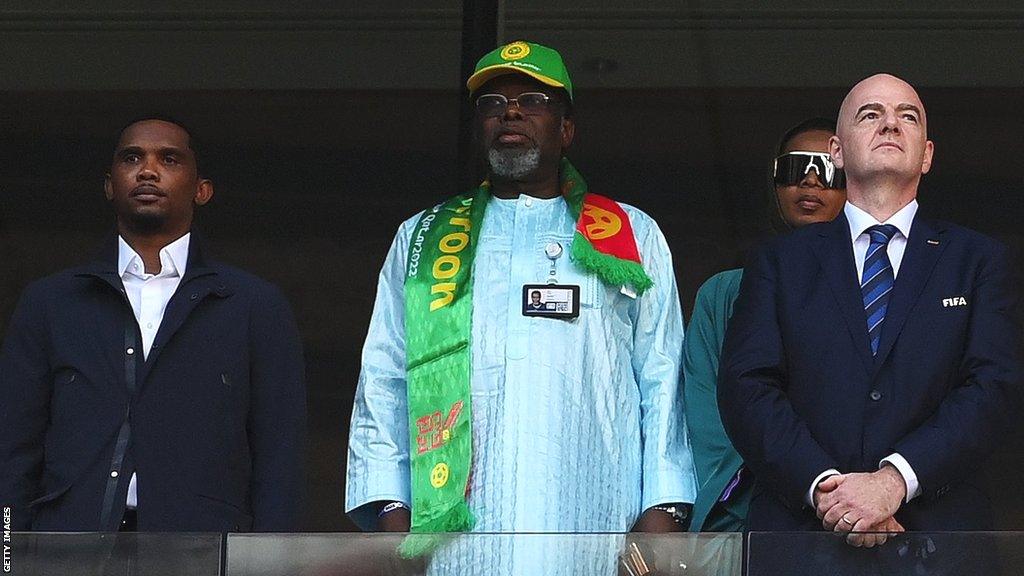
[0,117,307,532]
[719,74,1021,573]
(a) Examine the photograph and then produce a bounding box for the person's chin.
[786,213,820,228]
[487,147,541,180]
[862,162,906,177]
[123,209,168,233]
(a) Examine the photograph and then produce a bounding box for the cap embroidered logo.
[500,41,531,61]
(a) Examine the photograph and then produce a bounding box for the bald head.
[837,74,928,139]
[829,73,934,214]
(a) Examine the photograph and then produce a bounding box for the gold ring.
[841,515,855,526]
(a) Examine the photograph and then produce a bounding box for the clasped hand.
[813,467,907,548]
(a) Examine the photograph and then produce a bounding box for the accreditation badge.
[522,284,580,319]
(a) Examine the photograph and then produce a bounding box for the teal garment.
[683,268,753,532]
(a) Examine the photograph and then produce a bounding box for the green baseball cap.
[466,40,573,101]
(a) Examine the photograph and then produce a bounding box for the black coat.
[0,235,307,531]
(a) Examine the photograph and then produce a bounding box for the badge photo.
[522,284,580,319]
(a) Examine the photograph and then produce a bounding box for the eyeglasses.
[475,92,557,118]
[773,151,846,189]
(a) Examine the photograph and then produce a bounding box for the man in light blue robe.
[345,41,697,575]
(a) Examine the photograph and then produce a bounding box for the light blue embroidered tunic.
[346,194,695,562]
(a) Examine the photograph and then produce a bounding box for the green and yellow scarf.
[403,158,652,539]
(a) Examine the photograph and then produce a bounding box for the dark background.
[1,2,1021,531]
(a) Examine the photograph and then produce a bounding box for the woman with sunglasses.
[685,118,847,532]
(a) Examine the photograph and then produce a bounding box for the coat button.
[126,348,135,355]
[190,292,200,300]
[870,390,882,401]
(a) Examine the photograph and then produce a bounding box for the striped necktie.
[861,224,899,355]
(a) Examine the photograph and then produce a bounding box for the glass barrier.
[747,531,1024,576]
[225,532,743,576]
[6,532,222,576]
[13,531,1024,575]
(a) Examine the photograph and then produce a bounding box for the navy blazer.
[718,211,1021,530]
[0,235,307,531]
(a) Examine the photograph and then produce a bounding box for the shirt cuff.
[880,453,921,503]
[807,469,841,507]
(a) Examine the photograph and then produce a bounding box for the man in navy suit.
[0,117,307,532]
[719,73,1021,558]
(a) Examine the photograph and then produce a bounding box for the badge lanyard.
[522,241,580,319]
[544,242,563,284]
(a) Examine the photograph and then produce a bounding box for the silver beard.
[487,147,541,180]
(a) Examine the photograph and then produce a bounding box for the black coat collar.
[77,230,217,285]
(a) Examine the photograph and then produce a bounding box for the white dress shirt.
[117,233,190,508]
[807,201,923,507]
[847,200,916,280]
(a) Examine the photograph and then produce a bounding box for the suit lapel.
[872,216,948,370]
[810,214,874,373]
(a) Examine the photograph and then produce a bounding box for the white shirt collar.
[845,199,918,242]
[117,233,191,279]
